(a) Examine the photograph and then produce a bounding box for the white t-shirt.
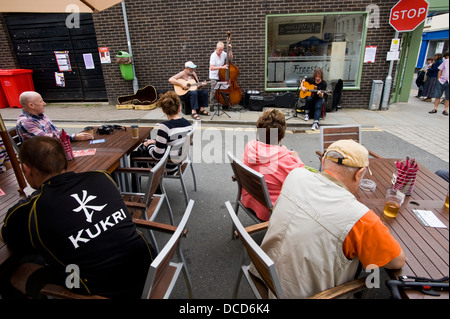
[209,51,227,80]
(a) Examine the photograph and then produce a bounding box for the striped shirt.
[147,118,192,174]
[0,139,10,173]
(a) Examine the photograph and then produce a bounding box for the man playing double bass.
[209,42,233,112]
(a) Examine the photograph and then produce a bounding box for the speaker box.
[248,95,264,111]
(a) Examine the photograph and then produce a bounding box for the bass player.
[169,61,209,120]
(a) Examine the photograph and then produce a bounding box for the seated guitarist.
[301,68,327,131]
[169,61,209,120]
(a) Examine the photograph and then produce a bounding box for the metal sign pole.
[381,31,400,111]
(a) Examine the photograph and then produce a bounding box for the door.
[4,13,107,102]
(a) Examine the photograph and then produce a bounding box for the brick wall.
[1,0,398,108]
[0,16,19,69]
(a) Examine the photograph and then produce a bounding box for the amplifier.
[248,95,264,111]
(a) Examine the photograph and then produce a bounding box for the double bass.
[216,31,242,106]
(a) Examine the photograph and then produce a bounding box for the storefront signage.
[279,22,321,35]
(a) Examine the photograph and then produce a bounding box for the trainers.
[443,111,449,116]
[423,98,432,102]
[311,122,319,131]
[210,107,215,112]
[304,114,309,121]
[429,109,437,114]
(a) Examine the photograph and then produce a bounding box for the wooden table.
[356,158,449,299]
[68,126,152,173]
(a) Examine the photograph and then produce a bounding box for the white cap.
[185,61,197,69]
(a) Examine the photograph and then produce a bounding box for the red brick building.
[1,0,398,108]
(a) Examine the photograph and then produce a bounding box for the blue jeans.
[184,90,209,112]
[305,96,324,122]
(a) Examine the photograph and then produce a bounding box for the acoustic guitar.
[300,82,332,99]
[174,79,210,96]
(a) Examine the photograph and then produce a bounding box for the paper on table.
[413,209,447,228]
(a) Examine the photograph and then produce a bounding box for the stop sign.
[390,0,429,32]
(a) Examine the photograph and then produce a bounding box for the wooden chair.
[227,151,272,237]
[40,200,195,299]
[7,128,21,153]
[316,124,382,169]
[132,123,197,207]
[225,201,367,299]
[115,146,174,252]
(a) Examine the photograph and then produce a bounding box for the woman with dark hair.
[422,54,443,102]
[241,109,305,221]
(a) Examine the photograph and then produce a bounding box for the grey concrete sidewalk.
[1,90,448,162]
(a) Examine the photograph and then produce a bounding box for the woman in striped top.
[0,138,12,174]
[139,91,192,174]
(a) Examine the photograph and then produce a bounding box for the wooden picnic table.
[0,126,153,279]
[356,158,449,299]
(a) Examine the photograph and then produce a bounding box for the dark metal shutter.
[4,13,107,102]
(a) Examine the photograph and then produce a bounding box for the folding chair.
[316,124,383,170]
[115,146,174,252]
[227,151,272,237]
[7,128,22,153]
[225,201,367,299]
[40,200,195,299]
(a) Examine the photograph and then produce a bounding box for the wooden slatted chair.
[40,200,195,299]
[115,146,174,252]
[316,125,382,170]
[227,151,272,238]
[225,201,367,299]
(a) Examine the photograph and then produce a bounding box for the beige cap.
[324,140,369,168]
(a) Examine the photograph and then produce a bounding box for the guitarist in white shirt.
[169,61,209,120]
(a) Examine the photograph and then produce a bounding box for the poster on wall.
[83,53,95,70]
[99,47,111,64]
[364,46,377,63]
[55,51,72,72]
[55,72,65,87]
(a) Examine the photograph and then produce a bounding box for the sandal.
[199,109,210,116]
[429,109,437,114]
[191,113,201,120]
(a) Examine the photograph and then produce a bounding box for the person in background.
[0,138,12,174]
[421,54,443,102]
[429,51,449,116]
[209,41,233,112]
[169,61,209,120]
[1,136,155,299]
[135,91,193,175]
[241,109,305,221]
[17,91,93,142]
[254,140,405,298]
[301,68,327,131]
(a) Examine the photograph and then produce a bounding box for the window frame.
[264,12,370,92]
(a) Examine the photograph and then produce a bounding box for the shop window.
[266,12,368,91]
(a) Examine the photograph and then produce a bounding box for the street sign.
[390,0,429,32]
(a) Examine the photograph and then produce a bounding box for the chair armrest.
[368,150,383,159]
[316,150,323,158]
[307,277,367,299]
[40,284,107,299]
[244,222,269,235]
[115,167,151,174]
[133,218,189,237]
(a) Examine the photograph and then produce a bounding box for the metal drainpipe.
[121,1,139,93]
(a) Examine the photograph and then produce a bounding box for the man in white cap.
[255,139,405,299]
[169,61,209,120]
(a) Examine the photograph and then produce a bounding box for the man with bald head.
[209,41,233,112]
[254,140,405,298]
[17,91,93,142]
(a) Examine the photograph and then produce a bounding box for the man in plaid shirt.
[16,91,93,143]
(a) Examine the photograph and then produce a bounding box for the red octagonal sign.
[390,0,429,32]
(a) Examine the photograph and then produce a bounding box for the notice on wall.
[387,51,400,61]
[364,46,377,63]
[55,72,65,87]
[83,53,95,70]
[55,51,72,72]
[99,47,111,64]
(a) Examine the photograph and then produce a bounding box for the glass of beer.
[383,189,405,218]
[445,191,449,210]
